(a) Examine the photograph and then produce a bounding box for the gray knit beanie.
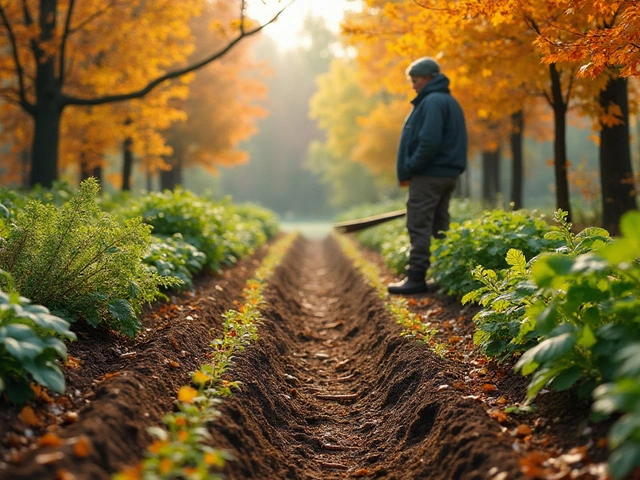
[406,57,440,77]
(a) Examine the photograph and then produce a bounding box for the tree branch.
[0,2,34,113]
[68,0,120,34]
[59,0,77,86]
[64,0,296,107]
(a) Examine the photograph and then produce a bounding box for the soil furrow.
[207,236,524,479]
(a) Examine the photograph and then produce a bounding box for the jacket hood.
[411,73,450,105]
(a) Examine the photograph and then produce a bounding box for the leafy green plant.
[513,211,640,479]
[592,342,640,480]
[462,250,541,359]
[144,234,207,290]
[0,270,76,404]
[0,178,177,338]
[462,210,612,360]
[431,209,559,296]
[117,189,278,273]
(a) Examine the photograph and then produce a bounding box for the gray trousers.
[406,175,458,280]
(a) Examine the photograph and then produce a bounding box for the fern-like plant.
[0,178,178,337]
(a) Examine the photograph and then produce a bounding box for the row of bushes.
[0,179,279,404]
[349,202,640,479]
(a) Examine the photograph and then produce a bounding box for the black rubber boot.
[387,277,428,295]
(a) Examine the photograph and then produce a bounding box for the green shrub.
[0,270,76,404]
[431,209,559,296]
[463,210,612,360]
[118,189,277,272]
[144,234,207,290]
[510,211,639,480]
[0,178,177,338]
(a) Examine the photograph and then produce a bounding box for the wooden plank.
[332,209,406,233]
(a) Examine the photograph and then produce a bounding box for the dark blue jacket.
[396,73,467,182]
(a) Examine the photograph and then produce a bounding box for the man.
[387,57,468,295]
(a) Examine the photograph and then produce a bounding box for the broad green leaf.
[550,366,582,391]
[608,440,640,480]
[575,227,610,240]
[616,344,640,377]
[516,332,576,371]
[569,254,609,275]
[24,359,66,394]
[534,305,559,336]
[600,238,639,264]
[2,332,44,361]
[527,364,566,399]
[506,249,526,271]
[22,307,75,338]
[609,413,640,449]
[578,324,597,349]
[619,211,640,242]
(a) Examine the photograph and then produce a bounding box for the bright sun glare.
[246,0,360,50]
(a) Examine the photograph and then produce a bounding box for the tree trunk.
[92,165,103,184]
[30,105,62,188]
[549,63,572,220]
[146,166,154,192]
[599,76,637,235]
[21,148,30,188]
[510,110,524,210]
[28,0,63,188]
[482,147,501,207]
[80,154,91,182]
[122,137,134,191]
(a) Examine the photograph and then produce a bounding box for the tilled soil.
[205,236,522,479]
[0,235,615,479]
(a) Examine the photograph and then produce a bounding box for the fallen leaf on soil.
[448,335,464,343]
[62,411,79,424]
[407,298,418,306]
[488,409,509,424]
[18,406,39,427]
[65,356,82,369]
[56,468,76,480]
[514,424,533,437]
[519,451,550,477]
[168,359,180,368]
[496,396,508,405]
[103,372,120,380]
[483,384,497,393]
[558,446,587,465]
[31,384,54,403]
[72,435,94,458]
[38,432,65,447]
[452,380,466,390]
[355,468,372,476]
[35,451,64,465]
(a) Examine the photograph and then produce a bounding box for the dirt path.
[205,236,523,479]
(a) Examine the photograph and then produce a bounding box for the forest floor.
[0,234,626,480]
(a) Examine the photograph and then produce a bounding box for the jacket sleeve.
[406,97,444,173]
